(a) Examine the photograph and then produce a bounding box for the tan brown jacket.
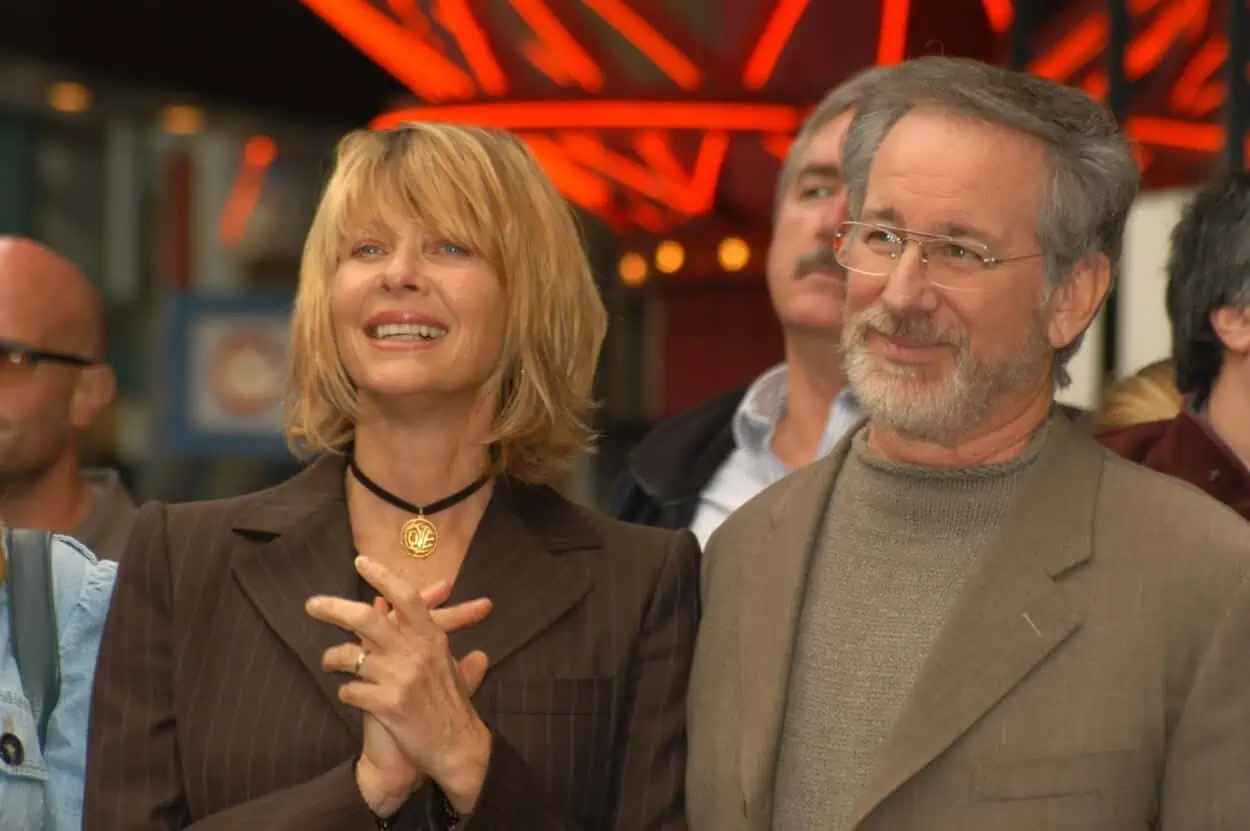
[688,416,1250,830]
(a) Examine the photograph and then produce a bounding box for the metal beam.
[1228,0,1248,170]
[1010,0,1035,71]
[1104,0,1132,387]
[1106,0,1131,123]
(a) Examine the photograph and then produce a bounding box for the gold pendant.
[401,516,439,558]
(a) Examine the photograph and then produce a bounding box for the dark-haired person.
[1099,172,1250,520]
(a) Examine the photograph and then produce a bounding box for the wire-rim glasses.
[833,221,1044,290]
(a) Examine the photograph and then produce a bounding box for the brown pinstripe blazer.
[83,455,699,830]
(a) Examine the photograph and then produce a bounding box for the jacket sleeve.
[1159,573,1250,828]
[455,529,700,831]
[82,502,427,831]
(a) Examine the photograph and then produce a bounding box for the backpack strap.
[5,528,61,748]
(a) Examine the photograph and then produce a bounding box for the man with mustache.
[688,56,1250,831]
[609,66,888,544]
[0,237,134,560]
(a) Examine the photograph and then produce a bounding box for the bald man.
[0,237,135,560]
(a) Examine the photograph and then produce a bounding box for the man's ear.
[1047,254,1112,350]
[1211,305,1250,356]
[70,365,116,431]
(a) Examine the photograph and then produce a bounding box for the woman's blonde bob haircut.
[1092,358,1184,432]
[286,123,608,483]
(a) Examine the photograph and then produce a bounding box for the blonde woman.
[84,124,699,830]
[1092,358,1183,431]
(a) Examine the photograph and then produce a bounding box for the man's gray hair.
[774,65,894,209]
[841,56,1141,385]
[1165,172,1250,395]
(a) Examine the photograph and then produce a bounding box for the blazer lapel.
[850,417,1103,827]
[443,481,593,675]
[738,432,859,825]
[230,455,364,739]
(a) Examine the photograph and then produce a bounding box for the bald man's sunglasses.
[0,341,98,376]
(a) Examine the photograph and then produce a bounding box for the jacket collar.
[228,454,601,738]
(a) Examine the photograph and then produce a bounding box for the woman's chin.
[357,380,480,406]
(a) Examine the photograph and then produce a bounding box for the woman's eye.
[350,242,384,258]
[436,241,470,257]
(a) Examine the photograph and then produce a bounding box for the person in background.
[688,56,1250,830]
[0,238,135,560]
[1091,358,1182,431]
[85,123,698,830]
[1099,173,1250,519]
[608,66,889,543]
[0,529,116,829]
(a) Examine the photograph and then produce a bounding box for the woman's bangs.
[329,137,494,260]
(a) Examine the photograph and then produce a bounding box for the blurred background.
[0,0,1243,507]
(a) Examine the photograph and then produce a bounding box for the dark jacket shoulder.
[608,387,745,528]
[1097,413,1250,521]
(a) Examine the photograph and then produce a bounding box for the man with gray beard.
[687,56,1250,831]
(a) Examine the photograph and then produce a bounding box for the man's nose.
[878,245,938,314]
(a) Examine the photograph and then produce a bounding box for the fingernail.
[354,556,371,571]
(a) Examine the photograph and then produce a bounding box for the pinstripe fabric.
[83,455,700,830]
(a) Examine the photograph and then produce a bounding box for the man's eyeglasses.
[0,342,98,380]
[834,221,1044,290]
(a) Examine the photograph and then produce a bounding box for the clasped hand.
[306,556,493,816]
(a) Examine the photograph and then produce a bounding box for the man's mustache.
[793,243,842,279]
[847,306,965,349]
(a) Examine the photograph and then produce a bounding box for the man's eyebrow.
[862,206,900,224]
[795,163,842,181]
[932,223,998,247]
[858,209,1001,247]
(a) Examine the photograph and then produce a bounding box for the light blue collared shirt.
[0,534,116,830]
[689,364,862,546]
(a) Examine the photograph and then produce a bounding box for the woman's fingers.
[430,598,493,633]
[323,641,372,677]
[306,596,402,649]
[457,650,490,695]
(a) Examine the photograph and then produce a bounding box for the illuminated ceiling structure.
[1027,0,1247,177]
[299,0,980,232]
[302,0,1246,232]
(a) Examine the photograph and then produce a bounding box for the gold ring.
[353,648,369,678]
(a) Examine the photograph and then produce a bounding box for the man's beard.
[842,304,1052,446]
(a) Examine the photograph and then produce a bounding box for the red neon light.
[371,101,803,132]
[980,0,1014,32]
[507,0,604,91]
[434,0,507,95]
[298,0,475,100]
[876,0,912,66]
[742,0,814,89]
[579,0,702,89]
